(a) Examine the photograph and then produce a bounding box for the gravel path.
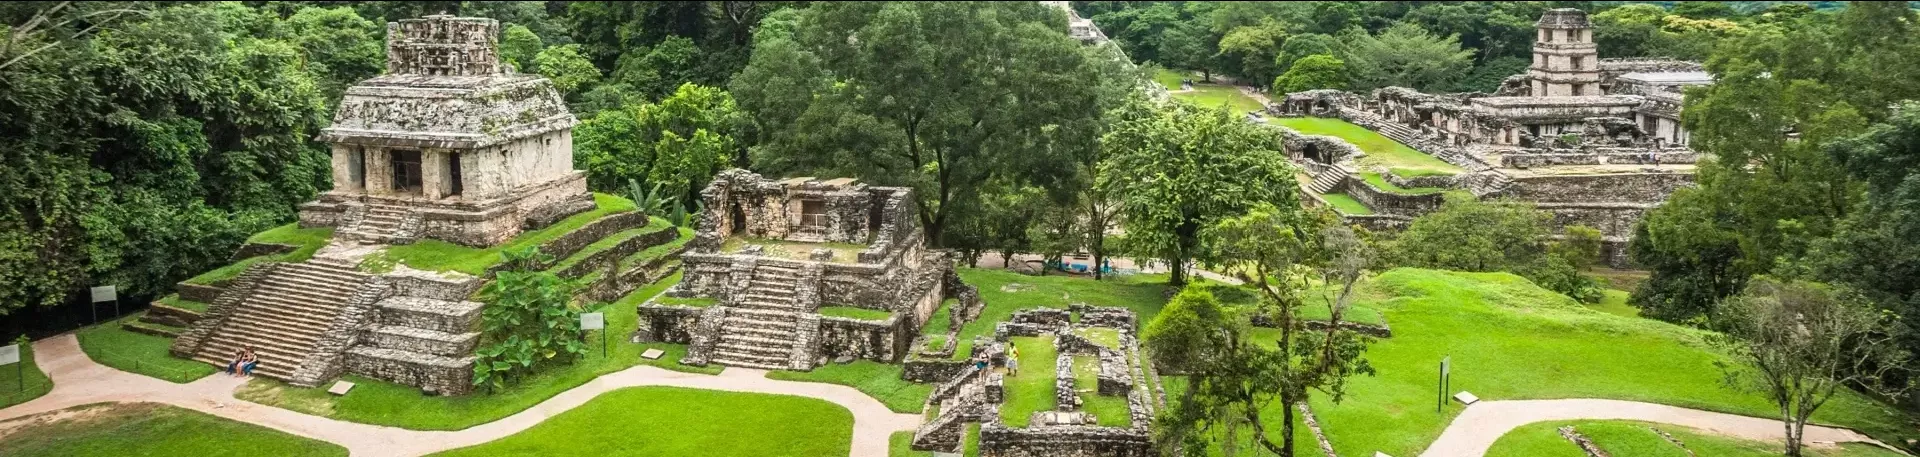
[1420,398,1893,457]
[0,334,920,457]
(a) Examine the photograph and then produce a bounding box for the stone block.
[328,381,355,396]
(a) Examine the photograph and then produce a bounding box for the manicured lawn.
[767,360,932,414]
[619,226,693,269]
[999,335,1057,427]
[1360,171,1446,195]
[156,294,208,313]
[185,224,336,285]
[1202,282,1387,326]
[545,217,672,275]
[235,273,718,430]
[1488,420,1906,457]
[1074,355,1131,427]
[381,193,637,275]
[1278,268,1917,456]
[1321,193,1375,215]
[890,430,933,457]
[1272,117,1464,176]
[653,295,717,307]
[947,268,1168,361]
[1171,84,1266,114]
[1154,68,1187,91]
[428,386,852,457]
[0,338,52,408]
[0,403,346,457]
[76,313,217,383]
[1072,327,1121,349]
[921,299,955,335]
[1587,289,1641,318]
[817,306,894,321]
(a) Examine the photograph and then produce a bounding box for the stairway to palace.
[342,203,418,244]
[710,263,806,370]
[191,261,369,380]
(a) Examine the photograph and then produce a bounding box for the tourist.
[225,349,245,376]
[1007,344,1020,376]
[240,347,259,377]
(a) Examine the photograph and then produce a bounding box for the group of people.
[971,344,1021,376]
[225,347,259,377]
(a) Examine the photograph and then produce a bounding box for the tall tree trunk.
[1281,399,1297,457]
[1092,230,1105,280]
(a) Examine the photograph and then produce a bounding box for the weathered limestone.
[298,15,590,247]
[638,169,961,370]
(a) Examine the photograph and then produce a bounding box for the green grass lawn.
[1320,193,1375,215]
[235,273,718,430]
[0,338,52,408]
[945,269,1169,361]
[817,306,894,321]
[1587,289,1641,318]
[185,224,336,285]
[999,335,1057,427]
[1278,268,1917,456]
[428,386,852,457]
[545,217,672,274]
[766,360,932,414]
[0,403,346,457]
[890,430,932,457]
[1273,117,1464,176]
[652,295,717,307]
[1154,68,1187,91]
[76,313,217,383]
[1200,282,1387,326]
[619,226,693,270]
[381,193,637,275]
[1360,171,1447,195]
[1074,355,1131,427]
[156,294,209,313]
[1487,420,1906,457]
[1171,84,1266,114]
[1072,327,1121,349]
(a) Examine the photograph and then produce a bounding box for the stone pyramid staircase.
[189,261,370,381]
[342,202,420,244]
[711,263,806,370]
[1305,166,1348,194]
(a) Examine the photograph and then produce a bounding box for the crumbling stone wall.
[978,424,1153,457]
[1347,178,1446,217]
[1497,172,1694,204]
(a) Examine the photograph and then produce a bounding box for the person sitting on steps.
[225,349,245,376]
[239,347,259,377]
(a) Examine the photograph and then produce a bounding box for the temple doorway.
[391,149,423,194]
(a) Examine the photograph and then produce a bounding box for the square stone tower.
[1529,8,1602,96]
[300,15,593,247]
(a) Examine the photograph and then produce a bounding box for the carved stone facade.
[298,14,590,247]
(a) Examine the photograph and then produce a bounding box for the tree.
[1391,196,1601,302]
[1105,102,1297,286]
[1213,19,1285,87]
[473,247,588,390]
[1710,278,1912,457]
[1149,204,1374,457]
[732,2,1102,247]
[1809,102,1920,384]
[499,24,543,70]
[575,83,740,206]
[1338,22,1476,91]
[534,43,600,95]
[1273,33,1336,78]
[1273,54,1345,94]
[283,6,383,104]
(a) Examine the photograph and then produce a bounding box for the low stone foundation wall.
[553,227,678,279]
[903,357,971,383]
[978,424,1153,457]
[1347,178,1445,217]
[1343,213,1414,232]
[374,297,483,335]
[818,314,912,362]
[177,282,226,303]
[343,347,473,396]
[230,242,296,261]
[634,304,704,343]
[141,302,203,328]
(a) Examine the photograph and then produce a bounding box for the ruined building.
[1277,8,1707,265]
[173,15,591,395]
[299,15,591,246]
[635,170,957,370]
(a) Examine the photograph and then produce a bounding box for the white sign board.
[0,344,19,365]
[90,286,117,303]
[1441,356,1450,376]
[580,312,605,331]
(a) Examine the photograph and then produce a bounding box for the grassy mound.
[1487,420,1904,457]
[1272,117,1463,176]
[76,313,217,383]
[1287,268,1914,456]
[185,224,335,285]
[428,386,852,457]
[0,403,345,457]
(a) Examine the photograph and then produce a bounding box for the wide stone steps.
[1307,167,1346,194]
[202,328,318,358]
[190,262,367,382]
[744,285,794,296]
[723,325,794,340]
[716,340,792,358]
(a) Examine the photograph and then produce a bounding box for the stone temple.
[635,169,960,370]
[299,15,592,246]
[1277,8,1706,265]
[172,15,592,395]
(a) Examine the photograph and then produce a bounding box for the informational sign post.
[91,285,118,325]
[1,344,20,391]
[581,312,606,357]
[1438,355,1451,413]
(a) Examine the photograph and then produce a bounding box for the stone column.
[365,148,394,196]
[330,145,364,193]
[421,149,449,200]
